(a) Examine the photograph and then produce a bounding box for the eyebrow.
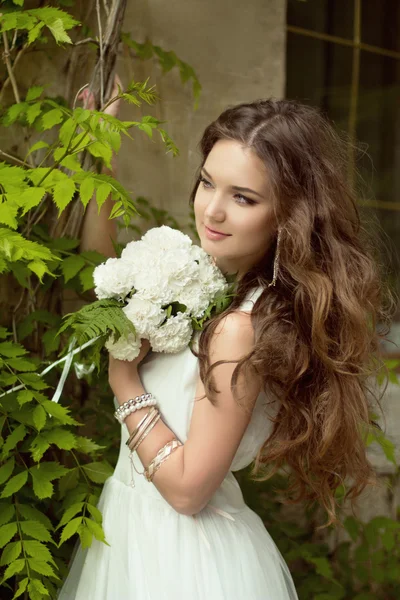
[201,167,264,199]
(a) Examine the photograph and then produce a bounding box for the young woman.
[58,98,389,599]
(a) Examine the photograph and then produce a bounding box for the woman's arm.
[109,311,261,515]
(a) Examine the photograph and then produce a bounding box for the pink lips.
[204,226,230,240]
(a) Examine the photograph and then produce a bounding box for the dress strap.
[192,505,236,550]
[237,285,265,313]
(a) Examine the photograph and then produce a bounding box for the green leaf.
[60,153,82,172]
[61,254,85,282]
[27,141,49,160]
[47,17,73,44]
[366,429,397,465]
[17,390,34,407]
[82,461,113,484]
[84,517,109,544]
[58,117,75,146]
[74,436,105,455]
[79,265,94,292]
[343,516,360,541]
[32,405,47,431]
[87,141,112,167]
[19,372,48,390]
[27,577,50,598]
[0,470,28,498]
[20,520,52,543]
[26,102,43,125]
[42,428,77,450]
[0,541,22,566]
[57,502,84,529]
[58,516,82,546]
[86,503,102,523]
[0,227,57,266]
[28,21,45,45]
[0,504,15,527]
[2,557,25,582]
[41,400,80,426]
[24,540,54,564]
[7,357,37,371]
[52,178,76,213]
[58,298,135,347]
[0,202,18,229]
[3,102,28,126]
[27,557,58,578]
[79,176,95,208]
[42,108,64,130]
[18,504,53,531]
[1,424,27,459]
[30,461,69,499]
[95,182,112,211]
[0,341,27,358]
[18,187,46,216]
[26,86,44,102]
[30,434,50,462]
[58,467,79,497]
[11,576,29,599]
[0,522,18,549]
[78,523,93,549]
[0,458,15,486]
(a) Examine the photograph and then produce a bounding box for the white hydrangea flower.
[189,245,228,302]
[141,225,192,251]
[120,239,147,264]
[93,258,136,300]
[149,312,193,353]
[105,332,141,361]
[178,282,210,318]
[123,294,166,338]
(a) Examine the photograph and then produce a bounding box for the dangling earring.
[268,227,282,288]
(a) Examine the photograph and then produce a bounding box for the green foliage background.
[0,1,399,599]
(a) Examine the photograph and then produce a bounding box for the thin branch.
[95,0,105,106]
[10,29,18,52]
[0,149,29,168]
[1,31,21,103]
[73,83,89,109]
[102,0,110,17]
[73,37,99,47]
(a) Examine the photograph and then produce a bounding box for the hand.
[78,73,123,117]
[108,338,151,397]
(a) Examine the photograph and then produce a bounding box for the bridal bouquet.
[59,226,235,365]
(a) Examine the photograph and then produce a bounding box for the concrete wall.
[116,0,287,241]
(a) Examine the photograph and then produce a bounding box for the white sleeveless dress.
[57,286,298,599]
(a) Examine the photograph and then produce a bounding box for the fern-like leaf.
[58,299,136,346]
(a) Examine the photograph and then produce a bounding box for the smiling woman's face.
[194,139,276,278]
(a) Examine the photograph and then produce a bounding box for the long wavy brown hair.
[189,99,393,525]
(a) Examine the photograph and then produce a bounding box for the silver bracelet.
[114,393,156,424]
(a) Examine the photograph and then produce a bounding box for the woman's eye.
[234,194,256,206]
[199,176,256,206]
[199,176,212,189]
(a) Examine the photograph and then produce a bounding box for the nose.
[203,191,225,223]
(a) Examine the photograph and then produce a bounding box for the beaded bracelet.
[114,393,156,424]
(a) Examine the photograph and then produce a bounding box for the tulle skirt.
[57,475,298,599]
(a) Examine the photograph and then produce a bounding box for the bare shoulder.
[211,310,255,361]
